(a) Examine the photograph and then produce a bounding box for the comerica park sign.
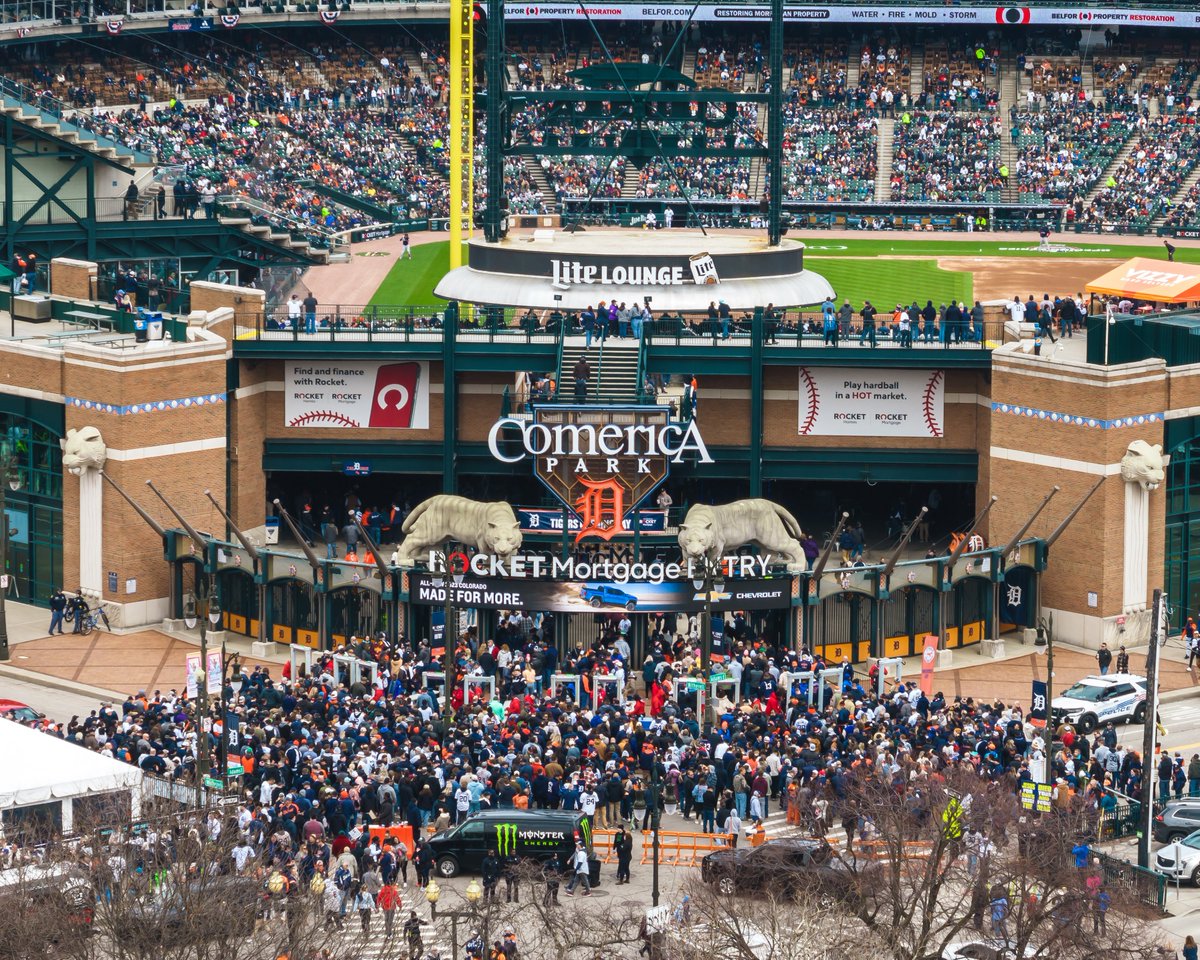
[488,406,710,542]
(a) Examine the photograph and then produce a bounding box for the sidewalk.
[885,638,1200,705]
[1,606,283,700]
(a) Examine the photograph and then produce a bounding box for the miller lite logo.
[689,253,720,285]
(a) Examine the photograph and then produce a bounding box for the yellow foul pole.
[449,0,473,270]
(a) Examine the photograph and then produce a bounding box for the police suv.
[1051,673,1148,734]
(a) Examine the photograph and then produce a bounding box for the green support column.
[750,306,764,495]
[442,307,457,493]
[3,118,14,261]
[766,0,784,246]
[484,0,506,242]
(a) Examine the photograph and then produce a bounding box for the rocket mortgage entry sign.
[798,368,945,438]
[285,361,430,429]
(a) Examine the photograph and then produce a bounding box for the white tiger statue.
[395,495,522,567]
[61,426,106,475]
[678,499,806,570]
[1120,439,1164,491]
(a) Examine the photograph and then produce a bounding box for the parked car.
[0,699,46,724]
[1154,830,1200,883]
[1051,674,1147,734]
[1154,800,1200,844]
[579,583,638,610]
[700,837,869,902]
[943,939,1037,960]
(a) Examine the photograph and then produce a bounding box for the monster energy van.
[429,809,599,884]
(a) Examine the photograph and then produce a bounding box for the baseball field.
[365,235,1196,310]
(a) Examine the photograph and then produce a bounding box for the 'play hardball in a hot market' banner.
[504,4,1200,28]
[410,572,790,613]
[285,361,430,429]
[798,368,944,438]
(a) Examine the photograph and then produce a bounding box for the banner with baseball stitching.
[285,361,430,429]
[798,367,944,438]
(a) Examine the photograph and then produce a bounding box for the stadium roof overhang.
[1086,257,1200,303]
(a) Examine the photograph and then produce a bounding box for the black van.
[428,809,600,884]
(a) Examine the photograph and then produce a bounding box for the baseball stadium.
[3,0,1200,672]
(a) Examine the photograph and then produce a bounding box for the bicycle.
[77,603,112,636]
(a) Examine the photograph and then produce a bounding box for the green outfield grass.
[800,237,1199,261]
[368,241,468,307]
[366,235,1187,309]
[810,257,973,310]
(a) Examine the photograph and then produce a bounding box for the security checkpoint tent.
[0,718,144,834]
[1085,258,1200,304]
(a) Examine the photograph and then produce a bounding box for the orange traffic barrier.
[853,839,934,861]
[639,830,735,867]
[369,824,415,853]
[592,829,621,864]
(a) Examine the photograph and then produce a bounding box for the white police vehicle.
[1051,673,1147,735]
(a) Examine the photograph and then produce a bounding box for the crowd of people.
[5,29,1200,237]
[4,598,1151,932]
[1011,109,1135,206]
[890,111,1004,204]
[1078,116,1200,229]
[781,105,877,202]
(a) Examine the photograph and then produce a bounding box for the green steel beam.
[484,0,506,243]
[767,0,784,245]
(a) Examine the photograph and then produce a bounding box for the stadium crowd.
[6,599,1152,911]
[4,27,1200,238]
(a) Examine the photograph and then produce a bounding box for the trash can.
[133,315,148,343]
[147,312,164,341]
[264,517,280,545]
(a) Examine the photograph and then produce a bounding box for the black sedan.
[700,837,869,902]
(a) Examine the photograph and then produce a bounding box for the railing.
[233,304,1004,351]
[1094,850,1167,912]
[235,304,559,344]
[643,312,1000,350]
[0,77,152,164]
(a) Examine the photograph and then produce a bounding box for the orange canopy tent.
[1085,257,1200,303]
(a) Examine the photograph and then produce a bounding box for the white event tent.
[0,718,144,832]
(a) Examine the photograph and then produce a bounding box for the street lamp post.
[218,651,243,785]
[0,441,22,662]
[691,557,725,728]
[650,747,663,907]
[425,878,486,960]
[431,550,466,719]
[184,571,221,805]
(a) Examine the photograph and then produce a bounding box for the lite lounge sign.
[550,253,719,287]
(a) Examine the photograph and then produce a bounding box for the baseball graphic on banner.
[285,361,430,429]
[798,368,944,438]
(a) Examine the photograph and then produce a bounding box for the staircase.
[523,156,559,212]
[1084,135,1140,205]
[909,46,925,99]
[620,165,642,199]
[999,129,1019,203]
[0,97,148,166]
[1081,58,1097,105]
[681,47,697,79]
[874,118,895,201]
[999,59,1019,119]
[559,337,643,403]
[1151,162,1200,228]
[846,57,860,90]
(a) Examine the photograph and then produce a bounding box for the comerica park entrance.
[161,404,1049,664]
